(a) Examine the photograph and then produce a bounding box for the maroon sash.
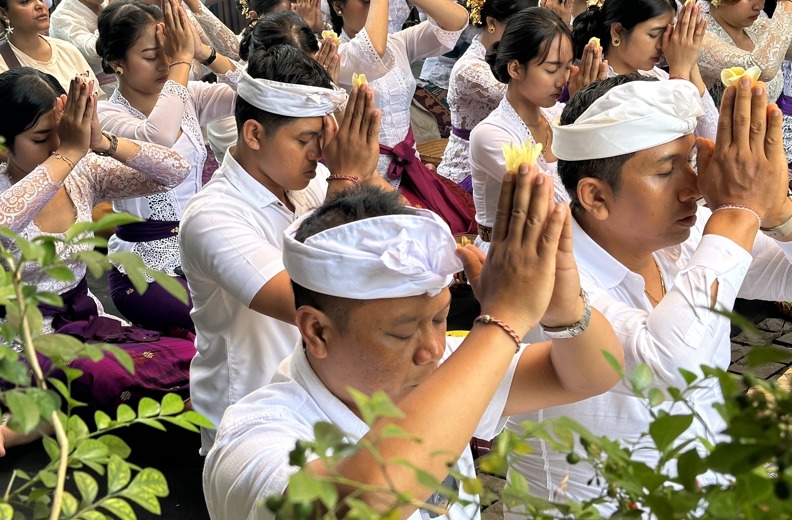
[379,128,476,236]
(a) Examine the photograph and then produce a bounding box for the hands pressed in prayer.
[322,84,384,188]
[662,0,707,80]
[458,165,569,337]
[568,41,608,97]
[293,0,324,34]
[696,78,792,232]
[315,38,341,85]
[160,0,194,67]
[58,76,96,158]
[542,0,573,27]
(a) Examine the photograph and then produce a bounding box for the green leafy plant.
[1,216,210,519]
[266,333,792,519]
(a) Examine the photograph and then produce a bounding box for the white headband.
[283,209,463,300]
[552,80,704,161]
[237,71,348,117]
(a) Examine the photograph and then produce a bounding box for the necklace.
[525,116,551,154]
[643,259,666,305]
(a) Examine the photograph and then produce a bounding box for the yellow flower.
[321,29,341,46]
[588,37,600,48]
[720,65,761,88]
[352,73,368,88]
[684,0,694,6]
[501,141,543,173]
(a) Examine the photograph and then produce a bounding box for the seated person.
[179,44,391,454]
[506,74,792,513]
[202,171,625,519]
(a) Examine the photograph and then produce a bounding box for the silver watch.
[761,212,792,240]
[540,289,592,339]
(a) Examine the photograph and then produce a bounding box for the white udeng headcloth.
[552,80,704,161]
[237,71,348,117]
[283,209,464,299]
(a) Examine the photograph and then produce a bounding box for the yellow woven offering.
[588,37,600,48]
[321,29,341,46]
[352,73,368,88]
[501,141,543,173]
[720,65,761,88]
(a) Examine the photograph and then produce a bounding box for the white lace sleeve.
[190,80,237,127]
[396,18,465,64]
[338,28,392,85]
[451,60,507,129]
[98,81,190,147]
[699,4,792,84]
[189,3,241,61]
[0,165,62,233]
[84,142,191,202]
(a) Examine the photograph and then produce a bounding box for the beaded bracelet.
[712,203,762,226]
[51,152,77,170]
[327,174,360,183]
[169,60,191,69]
[473,314,522,353]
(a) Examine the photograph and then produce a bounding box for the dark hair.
[96,1,163,74]
[472,0,538,28]
[485,7,574,84]
[235,45,334,135]
[0,68,65,153]
[240,10,319,62]
[557,73,659,209]
[0,0,9,35]
[328,0,345,35]
[238,0,290,16]
[572,0,675,58]
[291,186,417,331]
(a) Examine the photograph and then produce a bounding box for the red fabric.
[380,128,476,236]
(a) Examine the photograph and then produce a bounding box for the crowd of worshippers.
[2,0,792,517]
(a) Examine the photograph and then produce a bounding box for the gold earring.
[611,37,620,47]
[115,66,124,75]
[487,24,495,33]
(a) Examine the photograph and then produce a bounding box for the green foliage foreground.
[1,217,211,520]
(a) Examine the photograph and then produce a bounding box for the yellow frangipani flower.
[321,30,341,46]
[720,65,761,88]
[501,141,543,173]
[588,37,600,48]
[352,73,368,88]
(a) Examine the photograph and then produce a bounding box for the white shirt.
[49,0,115,98]
[98,73,238,279]
[437,36,506,184]
[339,20,464,187]
[469,97,567,253]
[204,337,517,520]
[0,35,102,99]
[504,207,792,515]
[179,151,329,454]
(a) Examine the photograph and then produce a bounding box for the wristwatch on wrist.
[94,131,118,157]
[761,212,792,239]
[540,289,592,339]
[202,47,217,66]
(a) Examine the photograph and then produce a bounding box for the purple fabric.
[459,175,473,194]
[559,83,571,104]
[108,267,195,333]
[0,276,97,321]
[380,128,476,236]
[777,93,792,117]
[451,126,471,140]
[115,219,180,242]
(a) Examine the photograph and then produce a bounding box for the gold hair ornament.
[586,0,604,8]
[467,0,485,26]
[239,0,249,17]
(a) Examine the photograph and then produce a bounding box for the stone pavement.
[478,301,792,519]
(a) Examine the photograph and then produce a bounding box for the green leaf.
[61,491,79,517]
[119,468,168,514]
[137,418,167,431]
[74,471,99,504]
[630,364,653,394]
[678,368,698,386]
[160,393,185,415]
[5,391,41,434]
[98,434,132,459]
[47,377,86,409]
[99,497,136,520]
[147,269,188,304]
[94,410,113,430]
[137,397,160,418]
[601,349,625,378]
[72,439,110,474]
[745,346,792,367]
[0,503,13,520]
[180,410,214,429]
[42,436,61,463]
[107,454,132,494]
[647,388,665,407]
[116,404,136,423]
[34,291,64,307]
[159,416,199,433]
[65,222,95,242]
[72,250,110,279]
[93,212,142,232]
[79,511,109,520]
[347,388,404,427]
[676,450,704,492]
[287,471,338,510]
[649,414,694,452]
[98,344,134,375]
[68,414,91,440]
[0,358,30,386]
[43,266,76,283]
[38,469,57,488]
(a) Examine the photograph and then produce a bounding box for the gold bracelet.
[51,152,77,170]
[169,60,191,69]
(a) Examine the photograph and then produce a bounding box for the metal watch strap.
[540,289,592,339]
